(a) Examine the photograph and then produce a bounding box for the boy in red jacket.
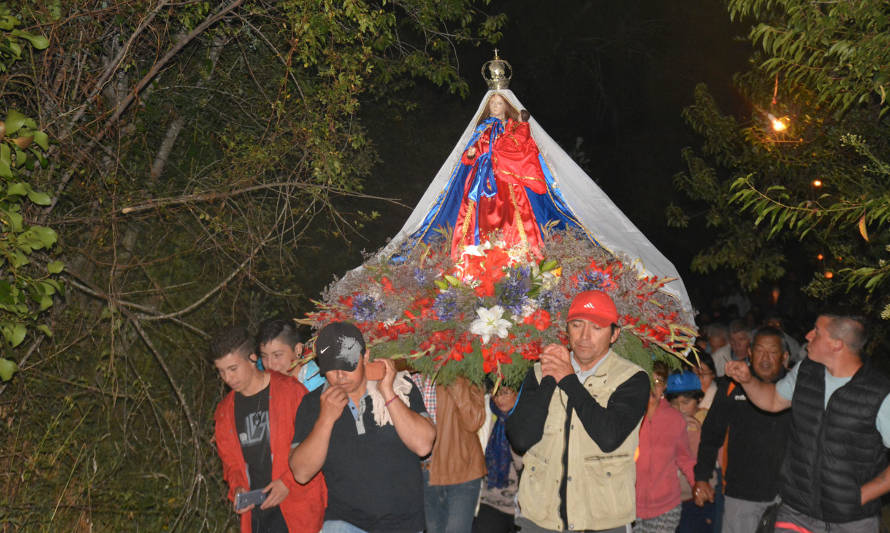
[211,326,325,533]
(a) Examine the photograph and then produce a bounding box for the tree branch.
[42,0,245,220]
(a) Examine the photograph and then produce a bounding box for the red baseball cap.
[567,291,619,327]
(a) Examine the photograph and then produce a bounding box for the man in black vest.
[726,314,890,533]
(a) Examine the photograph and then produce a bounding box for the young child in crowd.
[256,318,325,392]
[666,370,715,533]
[634,362,697,533]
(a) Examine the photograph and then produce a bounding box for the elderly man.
[712,319,752,376]
[726,314,890,533]
[693,326,791,533]
[506,290,649,533]
[289,321,436,533]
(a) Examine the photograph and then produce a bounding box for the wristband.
[384,396,398,408]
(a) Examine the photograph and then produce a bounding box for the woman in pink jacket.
[634,363,696,532]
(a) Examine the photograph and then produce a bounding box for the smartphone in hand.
[235,489,267,510]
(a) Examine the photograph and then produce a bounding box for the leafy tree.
[0,7,58,382]
[669,0,890,325]
[0,1,502,529]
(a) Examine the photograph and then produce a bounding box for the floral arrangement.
[302,229,697,388]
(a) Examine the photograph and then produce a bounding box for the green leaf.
[6,207,23,231]
[29,226,57,248]
[0,280,12,305]
[0,357,18,381]
[47,261,64,274]
[11,30,49,50]
[444,274,460,286]
[6,182,27,196]
[38,280,56,296]
[0,159,10,178]
[26,189,51,205]
[38,294,52,311]
[32,130,49,150]
[4,109,26,135]
[3,323,27,347]
[36,324,52,337]
[539,259,559,272]
[10,251,29,268]
[433,279,449,290]
[0,15,19,31]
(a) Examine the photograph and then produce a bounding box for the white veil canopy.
[381,89,694,316]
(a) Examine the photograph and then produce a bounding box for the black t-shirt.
[235,384,273,490]
[234,384,287,533]
[293,378,428,533]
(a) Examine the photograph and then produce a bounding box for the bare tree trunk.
[150,116,185,180]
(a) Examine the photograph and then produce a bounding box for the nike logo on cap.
[320,346,329,353]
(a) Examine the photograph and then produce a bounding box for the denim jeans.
[322,520,362,533]
[422,469,482,533]
[322,520,422,533]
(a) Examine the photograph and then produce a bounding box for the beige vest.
[518,351,643,530]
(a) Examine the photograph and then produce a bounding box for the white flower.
[470,305,512,344]
[520,303,538,319]
[541,271,560,291]
[460,245,486,257]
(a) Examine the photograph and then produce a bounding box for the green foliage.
[0,3,50,72]
[0,15,60,377]
[728,0,890,114]
[671,0,890,321]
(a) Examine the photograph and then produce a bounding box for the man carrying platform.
[507,290,650,533]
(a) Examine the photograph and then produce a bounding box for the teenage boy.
[289,321,435,533]
[211,326,326,533]
[257,318,326,391]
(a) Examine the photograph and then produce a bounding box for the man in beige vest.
[507,290,649,532]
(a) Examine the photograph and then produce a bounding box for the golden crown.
[481,50,512,90]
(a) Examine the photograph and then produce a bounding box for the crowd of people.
[209,290,890,533]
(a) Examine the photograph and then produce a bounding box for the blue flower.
[576,270,610,292]
[433,290,459,322]
[413,267,429,285]
[352,294,384,322]
[537,289,569,315]
[497,266,532,316]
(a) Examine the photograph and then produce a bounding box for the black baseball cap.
[315,322,366,375]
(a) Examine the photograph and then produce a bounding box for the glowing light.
[767,113,788,132]
[816,253,824,261]
[824,271,834,279]
[812,179,822,187]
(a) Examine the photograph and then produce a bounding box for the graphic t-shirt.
[234,384,286,532]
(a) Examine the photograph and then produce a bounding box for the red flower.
[474,277,497,297]
[485,246,511,272]
[482,346,496,373]
[380,276,394,292]
[522,309,552,331]
[520,341,542,361]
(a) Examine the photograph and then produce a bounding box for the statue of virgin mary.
[385,53,693,313]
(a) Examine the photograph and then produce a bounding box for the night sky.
[306,0,753,312]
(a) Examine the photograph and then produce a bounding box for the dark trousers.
[473,503,516,533]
